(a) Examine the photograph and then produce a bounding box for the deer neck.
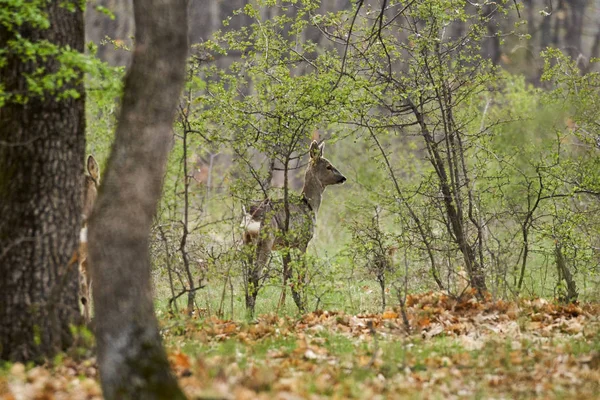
[301,169,324,215]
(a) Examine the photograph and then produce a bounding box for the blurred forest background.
[84,0,600,318]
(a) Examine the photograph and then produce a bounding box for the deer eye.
[326,165,332,170]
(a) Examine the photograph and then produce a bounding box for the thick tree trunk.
[0,3,85,362]
[87,0,188,398]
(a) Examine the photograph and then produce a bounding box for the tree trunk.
[410,102,487,296]
[0,2,85,362]
[555,243,578,303]
[564,0,585,61]
[87,0,188,398]
[484,5,501,65]
[378,275,386,312]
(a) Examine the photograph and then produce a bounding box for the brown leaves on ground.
[2,292,599,399]
[0,358,100,400]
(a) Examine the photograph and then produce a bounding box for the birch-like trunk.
[88,0,188,398]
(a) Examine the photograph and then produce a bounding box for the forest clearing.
[2,0,600,398]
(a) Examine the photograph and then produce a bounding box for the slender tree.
[88,0,188,398]
[0,1,85,362]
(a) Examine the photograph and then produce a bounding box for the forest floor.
[1,291,600,399]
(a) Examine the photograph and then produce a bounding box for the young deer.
[79,155,100,322]
[242,141,346,312]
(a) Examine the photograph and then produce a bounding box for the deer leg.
[242,243,256,318]
[290,251,307,313]
[277,251,292,312]
[246,232,274,318]
[79,258,91,323]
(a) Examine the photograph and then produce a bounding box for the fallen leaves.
[2,360,101,400]
[2,293,599,399]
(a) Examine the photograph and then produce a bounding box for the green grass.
[159,313,600,398]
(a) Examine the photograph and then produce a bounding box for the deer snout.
[339,175,347,184]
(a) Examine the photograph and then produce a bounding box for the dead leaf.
[424,323,444,339]
[382,311,398,320]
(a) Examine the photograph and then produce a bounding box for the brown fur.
[242,141,346,248]
[242,141,346,309]
[79,155,99,322]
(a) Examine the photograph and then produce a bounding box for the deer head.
[307,141,346,185]
[302,141,346,213]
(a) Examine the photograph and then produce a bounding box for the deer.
[77,155,100,322]
[241,140,346,313]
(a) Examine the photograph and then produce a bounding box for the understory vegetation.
[85,0,600,316]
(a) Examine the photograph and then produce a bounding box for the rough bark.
[0,2,85,362]
[87,0,188,398]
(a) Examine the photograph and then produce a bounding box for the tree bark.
[87,0,188,398]
[0,2,85,362]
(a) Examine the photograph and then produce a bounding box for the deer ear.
[87,155,100,182]
[309,140,322,160]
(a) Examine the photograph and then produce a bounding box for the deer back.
[263,196,315,251]
[242,140,345,251]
